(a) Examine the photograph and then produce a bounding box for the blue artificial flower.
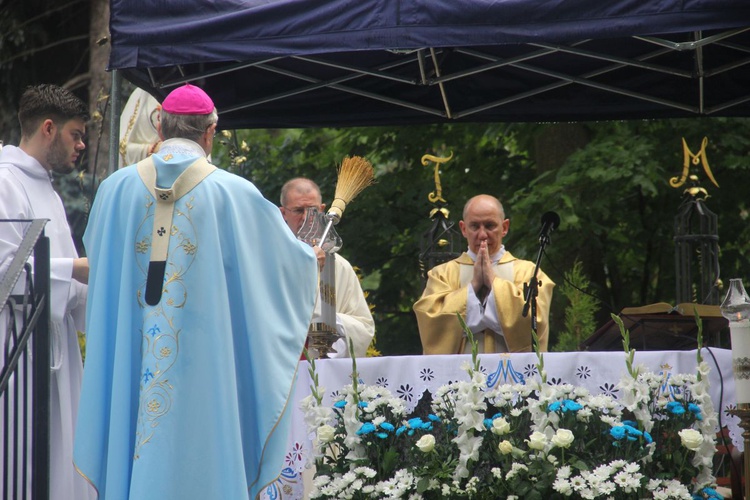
[428,414,441,422]
[610,426,626,440]
[622,420,637,427]
[423,422,433,431]
[491,412,503,419]
[693,491,723,500]
[563,399,583,412]
[688,403,704,420]
[666,401,686,415]
[702,486,723,499]
[380,422,395,432]
[483,419,494,429]
[643,431,653,444]
[334,400,347,409]
[356,422,376,435]
[622,424,642,437]
[376,432,388,439]
[396,426,407,436]
[548,401,562,412]
[358,401,369,408]
[408,417,424,428]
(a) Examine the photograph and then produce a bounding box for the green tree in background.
[212,118,750,355]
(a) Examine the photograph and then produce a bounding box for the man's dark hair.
[18,84,89,138]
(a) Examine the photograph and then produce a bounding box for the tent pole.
[109,69,122,177]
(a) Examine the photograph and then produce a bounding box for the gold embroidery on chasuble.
[133,194,199,459]
[132,156,215,459]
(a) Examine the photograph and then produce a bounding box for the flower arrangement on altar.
[300,315,726,499]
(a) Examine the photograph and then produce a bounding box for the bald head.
[280,177,322,206]
[463,195,505,220]
[459,194,509,255]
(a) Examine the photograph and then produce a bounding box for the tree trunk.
[87,0,111,175]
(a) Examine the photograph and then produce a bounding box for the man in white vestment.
[280,177,375,357]
[0,84,94,499]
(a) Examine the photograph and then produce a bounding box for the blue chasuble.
[74,141,318,499]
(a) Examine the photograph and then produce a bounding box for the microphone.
[539,211,560,241]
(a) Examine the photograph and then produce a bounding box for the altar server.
[0,84,94,499]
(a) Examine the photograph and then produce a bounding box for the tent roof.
[109,0,750,129]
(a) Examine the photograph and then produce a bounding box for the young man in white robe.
[0,84,94,499]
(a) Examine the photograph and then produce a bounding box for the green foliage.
[209,118,750,355]
[552,260,600,352]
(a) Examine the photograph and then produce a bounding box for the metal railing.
[0,219,50,500]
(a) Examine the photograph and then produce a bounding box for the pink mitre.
[162,83,214,115]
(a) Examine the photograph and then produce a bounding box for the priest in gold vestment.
[414,195,554,354]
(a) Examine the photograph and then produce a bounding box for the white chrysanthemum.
[505,462,528,480]
[556,465,572,479]
[570,475,586,490]
[576,407,593,421]
[553,477,573,496]
[596,480,616,496]
[592,463,612,478]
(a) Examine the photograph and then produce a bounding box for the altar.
[261,349,740,499]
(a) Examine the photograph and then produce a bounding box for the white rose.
[491,417,511,436]
[316,424,336,444]
[498,440,513,455]
[416,434,436,453]
[527,431,547,451]
[678,428,704,450]
[551,428,574,449]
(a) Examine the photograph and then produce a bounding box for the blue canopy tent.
[108,0,750,129]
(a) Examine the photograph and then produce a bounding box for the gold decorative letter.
[421,152,454,203]
[670,137,719,189]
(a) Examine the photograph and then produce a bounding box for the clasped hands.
[471,240,495,302]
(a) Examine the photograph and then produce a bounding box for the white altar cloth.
[261,348,740,500]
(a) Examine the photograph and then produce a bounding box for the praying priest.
[413,194,554,354]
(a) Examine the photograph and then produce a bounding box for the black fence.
[0,219,50,500]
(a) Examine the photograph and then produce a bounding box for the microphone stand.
[522,229,553,350]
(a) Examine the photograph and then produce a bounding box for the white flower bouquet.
[300,315,725,499]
